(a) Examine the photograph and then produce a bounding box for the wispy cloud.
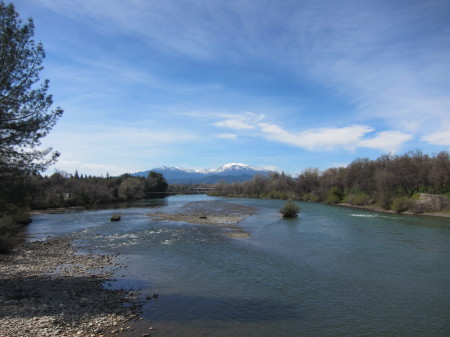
[421,130,450,147]
[36,0,450,140]
[214,120,254,130]
[258,123,372,151]
[42,123,198,174]
[214,113,412,152]
[215,133,239,140]
[358,130,413,152]
[286,0,450,138]
[54,160,133,176]
[213,112,264,130]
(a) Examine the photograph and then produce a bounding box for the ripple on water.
[350,213,378,218]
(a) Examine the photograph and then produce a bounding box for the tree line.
[5,170,169,210]
[209,150,450,213]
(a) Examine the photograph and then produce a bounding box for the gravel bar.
[147,200,256,238]
[0,235,141,337]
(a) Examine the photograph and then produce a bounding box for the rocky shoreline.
[333,201,450,218]
[0,236,141,337]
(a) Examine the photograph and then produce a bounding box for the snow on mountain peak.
[134,163,271,183]
[149,163,267,175]
[196,163,260,174]
[216,163,256,171]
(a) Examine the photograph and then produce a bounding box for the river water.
[29,195,450,337]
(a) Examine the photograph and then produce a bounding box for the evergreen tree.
[145,171,168,195]
[0,2,63,174]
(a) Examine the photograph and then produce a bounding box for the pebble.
[0,236,142,337]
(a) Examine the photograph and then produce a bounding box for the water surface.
[29,195,450,337]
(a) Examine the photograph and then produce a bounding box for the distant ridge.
[133,163,272,184]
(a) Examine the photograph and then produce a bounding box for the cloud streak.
[214,113,412,152]
[35,0,450,134]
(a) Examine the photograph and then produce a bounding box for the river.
[29,195,450,337]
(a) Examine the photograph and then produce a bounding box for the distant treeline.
[209,150,450,213]
[0,171,168,212]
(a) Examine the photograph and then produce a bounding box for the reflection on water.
[29,195,450,337]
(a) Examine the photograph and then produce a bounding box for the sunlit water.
[29,195,450,336]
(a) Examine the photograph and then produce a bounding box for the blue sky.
[13,0,450,176]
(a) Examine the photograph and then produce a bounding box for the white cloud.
[260,165,279,172]
[287,1,450,138]
[421,130,450,147]
[328,162,349,169]
[293,125,374,151]
[34,1,450,135]
[358,130,413,152]
[41,123,198,175]
[214,120,255,130]
[215,133,238,140]
[53,160,132,176]
[259,123,412,152]
[56,125,197,147]
[214,113,412,152]
[213,111,264,130]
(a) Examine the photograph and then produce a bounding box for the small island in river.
[147,200,256,238]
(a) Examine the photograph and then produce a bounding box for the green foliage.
[391,196,410,213]
[411,193,421,201]
[325,187,343,204]
[266,190,289,200]
[0,210,28,254]
[0,171,170,210]
[145,171,168,195]
[210,151,449,209]
[309,193,321,202]
[352,192,370,206]
[280,201,300,218]
[0,1,63,257]
[0,3,63,174]
[0,216,17,253]
[344,191,370,206]
[301,193,311,201]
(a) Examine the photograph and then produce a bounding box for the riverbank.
[332,201,450,218]
[0,235,141,337]
[147,200,256,238]
[207,193,450,219]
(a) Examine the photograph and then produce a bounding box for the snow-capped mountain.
[198,163,261,174]
[133,163,271,184]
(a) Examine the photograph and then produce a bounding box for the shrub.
[351,192,370,206]
[325,187,343,204]
[267,190,289,200]
[343,191,371,206]
[301,193,311,201]
[0,214,27,254]
[280,201,300,218]
[309,193,321,202]
[391,196,410,213]
[411,193,421,201]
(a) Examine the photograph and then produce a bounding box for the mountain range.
[133,163,272,184]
